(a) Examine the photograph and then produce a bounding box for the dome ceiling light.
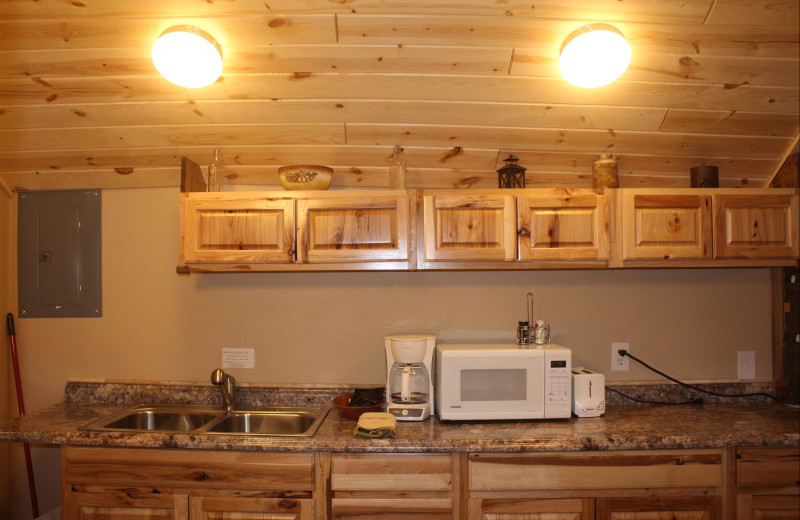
[151,25,223,89]
[559,23,631,88]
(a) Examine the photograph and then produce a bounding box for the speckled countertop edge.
[0,380,796,453]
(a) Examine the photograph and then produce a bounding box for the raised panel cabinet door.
[181,193,295,264]
[423,191,516,262]
[63,489,188,520]
[736,494,800,520]
[620,190,712,260]
[713,192,799,259]
[597,496,719,520]
[331,498,452,520]
[296,191,410,264]
[517,190,609,261]
[472,497,594,520]
[190,496,314,520]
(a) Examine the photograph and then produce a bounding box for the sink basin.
[80,405,224,433]
[80,404,328,437]
[102,408,221,432]
[205,410,321,436]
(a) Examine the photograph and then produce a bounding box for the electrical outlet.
[611,343,629,371]
[738,351,756,380]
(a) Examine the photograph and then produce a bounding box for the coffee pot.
[384,334,436,421]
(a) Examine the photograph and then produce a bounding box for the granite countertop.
[0,380,797,453]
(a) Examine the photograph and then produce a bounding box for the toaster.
[571,368,605,417]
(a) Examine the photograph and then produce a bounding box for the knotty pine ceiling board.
[0,0,797,192]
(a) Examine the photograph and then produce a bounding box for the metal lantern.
[497,155,526,189]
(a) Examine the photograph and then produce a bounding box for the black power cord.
[615,349,781,404]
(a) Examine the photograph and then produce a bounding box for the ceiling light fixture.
[559,23,631,89]
[151,25,223,89]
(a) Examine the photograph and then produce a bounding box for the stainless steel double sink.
[80,404,329,437]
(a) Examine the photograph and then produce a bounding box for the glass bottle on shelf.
[207,149,226,192]
[388,145,407,190]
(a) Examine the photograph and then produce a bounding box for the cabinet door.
[332,498,451,519]
[181,193,295,264]
[620,190,712,260]
[423,191,516,262]
[296,192,410,264]
[472,498,594,520]
[713,193,799,259]
[191,496,314,520]
[597,496,718,520]
[736,494,800,520]
[517,190,609,261]
[63,489,188,520]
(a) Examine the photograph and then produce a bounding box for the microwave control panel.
[544,349,572,418]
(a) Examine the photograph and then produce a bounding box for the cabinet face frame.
[181,193,295,264]
[296,192,410,264]
[517,189,609,261]
[713,193,799,259]
[422,191,517,262]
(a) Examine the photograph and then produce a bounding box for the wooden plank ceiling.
[0,0,798,193]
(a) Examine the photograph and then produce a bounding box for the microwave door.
[443,353,545,419]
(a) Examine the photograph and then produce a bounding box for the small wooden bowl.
[331,393,383,420]
[278,164,333,190]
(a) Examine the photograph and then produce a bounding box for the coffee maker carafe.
[385,334,436,421]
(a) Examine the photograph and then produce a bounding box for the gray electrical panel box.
[18,190,102,318]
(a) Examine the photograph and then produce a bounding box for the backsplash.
[64,379,777,408]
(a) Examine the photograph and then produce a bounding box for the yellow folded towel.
[354,412,397,438]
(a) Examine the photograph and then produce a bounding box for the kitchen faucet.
[211,368,236,412]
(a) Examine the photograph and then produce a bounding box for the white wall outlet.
[738,350,756,380]
[611,343,629,371]
[222,348,255,369]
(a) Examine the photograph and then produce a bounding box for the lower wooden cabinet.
[468,450,724,520]
[330,453,455,519]
[61,446,800,520]
[734,448,800,520]
[61,447,316,520]
[471,498,594,519]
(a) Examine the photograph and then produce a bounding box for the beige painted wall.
[1,194,11,518]
[7,187,774,518]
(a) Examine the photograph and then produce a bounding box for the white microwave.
[435,343,572,421]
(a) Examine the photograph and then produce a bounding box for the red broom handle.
[7,313,39,519]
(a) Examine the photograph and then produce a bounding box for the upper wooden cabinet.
[179,186,797,272]
[180,190,413,272]
[618,190,712,261]
[613,188,799,267]
[181,193,295,265]
[517,189,609,261]
[421,191,517,263]
[297,191,410,264]
[713,193,799,260]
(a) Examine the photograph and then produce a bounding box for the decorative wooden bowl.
[278,164,333,190]
[331,393,383,420]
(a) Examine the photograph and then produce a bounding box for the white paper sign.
[222,348,255,369]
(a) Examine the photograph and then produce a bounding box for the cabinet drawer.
[736,448,800,487]
[332,498,451,519]
[331,454,452,491]
[64,447,315,490]
[470,451,723,491]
